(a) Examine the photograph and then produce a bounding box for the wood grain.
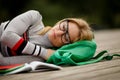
[0,29,120,80]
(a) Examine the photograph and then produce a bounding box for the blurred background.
[0,0,120,30]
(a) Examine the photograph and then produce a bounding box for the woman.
[0,10,93,65]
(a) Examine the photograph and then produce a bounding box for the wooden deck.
[0,29,120,80]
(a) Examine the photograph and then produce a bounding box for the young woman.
[0,10,93,65]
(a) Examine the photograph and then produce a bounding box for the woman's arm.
[0,10,55,60]
[0,10,47,58]
[1,10,42,48]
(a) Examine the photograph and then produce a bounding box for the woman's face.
[48,20,80,47]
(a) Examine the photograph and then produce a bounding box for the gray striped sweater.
[0,10,53,59]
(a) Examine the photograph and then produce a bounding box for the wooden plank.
[0,29,120,80]
[0,59,120,80]
[95,29,120,53]
[89,72,120,80]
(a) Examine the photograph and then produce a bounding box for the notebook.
[0,61,62,75]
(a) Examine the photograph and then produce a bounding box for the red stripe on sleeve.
[23,32,27,41]
[12,38,24,51]
[11,50,17,56]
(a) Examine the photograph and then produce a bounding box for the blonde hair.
[38,18,93,42]
[38,26,52,35]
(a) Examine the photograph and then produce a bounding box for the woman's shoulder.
[23,10,42,17]
[20,10,42,19]
[26,10,40,14]
[19,10,43,25]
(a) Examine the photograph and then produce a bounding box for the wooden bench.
[0,29,120,80]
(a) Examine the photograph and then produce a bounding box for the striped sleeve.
[22,42,47,58]
[0,10,47,58]
[7,37,47,59]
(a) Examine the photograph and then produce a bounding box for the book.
[0,61,62,75]
[0,64,23,70]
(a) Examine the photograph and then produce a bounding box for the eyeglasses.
[59,20,72,44]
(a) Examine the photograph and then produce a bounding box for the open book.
[0,61,62,75]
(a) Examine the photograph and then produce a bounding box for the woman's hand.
[45,49,55,60]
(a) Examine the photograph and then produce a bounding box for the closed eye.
[65,34,70,42]
[62,33,70,43]
[62,24,66,31]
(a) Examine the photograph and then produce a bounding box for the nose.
[56,29,65,36]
